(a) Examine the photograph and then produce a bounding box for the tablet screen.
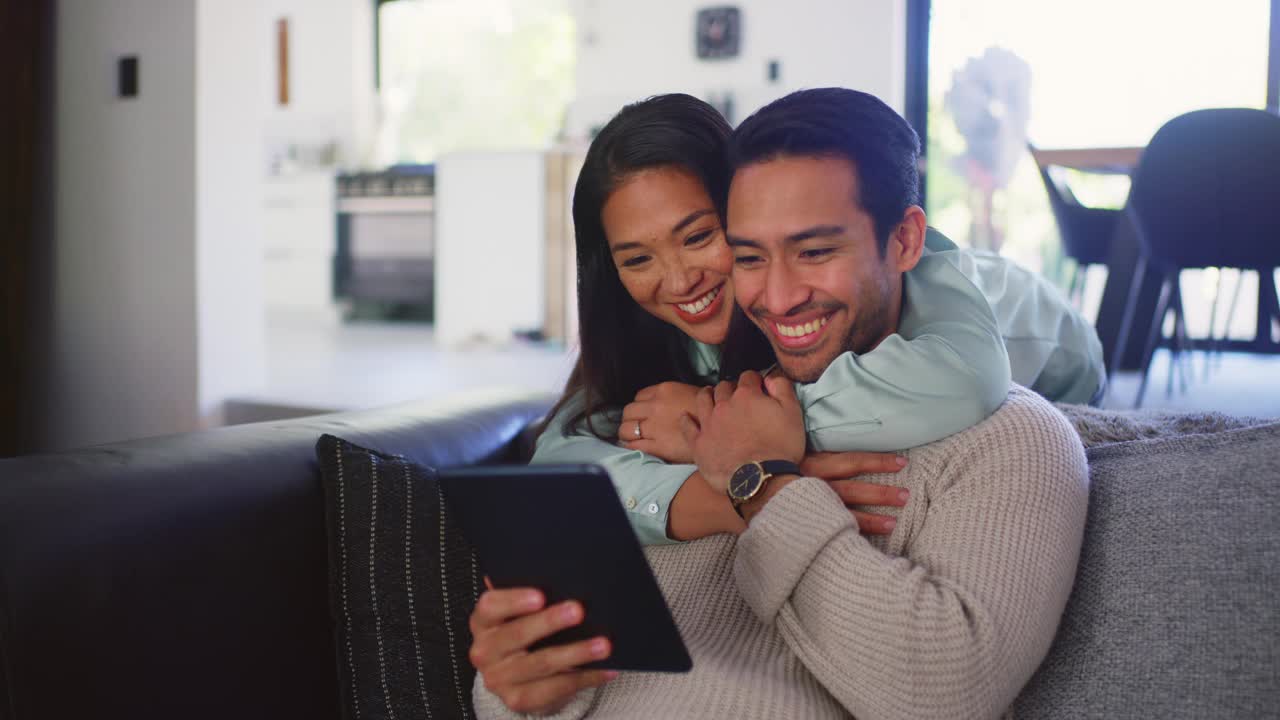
[440,464,692,673]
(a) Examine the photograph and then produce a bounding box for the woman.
[468,93,1012,718]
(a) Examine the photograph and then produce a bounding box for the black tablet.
[439,463,692,673]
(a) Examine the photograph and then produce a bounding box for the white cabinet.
[434,149,581,347]
[262,170,339,316]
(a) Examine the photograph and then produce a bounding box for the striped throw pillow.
[316,434,481,720]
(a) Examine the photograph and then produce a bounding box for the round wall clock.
[695,6,741,60]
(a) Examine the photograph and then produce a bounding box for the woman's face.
[601,167,734,346]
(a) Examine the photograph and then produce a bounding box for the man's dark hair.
[727,87,922,253]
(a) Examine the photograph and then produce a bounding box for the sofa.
[0,389,551,720]
[1,388,1276,720]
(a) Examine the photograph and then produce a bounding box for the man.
[471,88,1089,719]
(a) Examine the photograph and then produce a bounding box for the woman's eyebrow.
[611,209,717,254]
[671,208,715,234]
[610,241,645,255]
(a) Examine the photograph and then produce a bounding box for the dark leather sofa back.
[0,389,554,720]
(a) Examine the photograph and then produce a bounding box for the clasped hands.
[621,370,909,535]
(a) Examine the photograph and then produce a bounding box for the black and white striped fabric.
[316,435,481,720]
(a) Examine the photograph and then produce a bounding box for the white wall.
[49,0,200,450]
[195,0,268,426]
[43,0,269,450]
[567,0,906,136]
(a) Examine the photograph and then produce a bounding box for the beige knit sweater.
[474,387,1090,720]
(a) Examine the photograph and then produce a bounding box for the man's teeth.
[677,287,720,314]
[775,316,829,338]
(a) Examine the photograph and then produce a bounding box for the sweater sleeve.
[531,393,695,546]
[797,253,1011,452]
[472,674,596,720]
[733,394,1089,720]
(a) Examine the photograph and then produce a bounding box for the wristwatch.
[727,460,802,518]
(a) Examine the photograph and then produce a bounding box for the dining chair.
[1112,108,1280,407]
[1028,144,1121,306]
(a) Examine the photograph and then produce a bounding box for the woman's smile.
[671,282,727,324]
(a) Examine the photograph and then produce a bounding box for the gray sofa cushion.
[1056,402,1272,449]
[1015,420,1280,718]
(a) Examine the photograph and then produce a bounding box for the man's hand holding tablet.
[468,582,617,716]
[442,464,693,715]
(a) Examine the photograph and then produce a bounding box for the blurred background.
[2,0,1278,455]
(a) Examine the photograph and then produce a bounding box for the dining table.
[1030,146,1145,176]
[1042,144,1280,371]
[1033,145,1166,372]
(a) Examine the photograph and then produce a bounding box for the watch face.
[728,462,763,501]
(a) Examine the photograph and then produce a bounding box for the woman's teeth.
[775,316,828,338]
[677,286,720,315]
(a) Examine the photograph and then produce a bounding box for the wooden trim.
[1029,146,1145,174]
[277,18,290,106]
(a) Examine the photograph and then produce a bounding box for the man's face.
[726,155,905,383]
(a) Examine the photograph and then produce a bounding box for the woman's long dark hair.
[546,94,734,439]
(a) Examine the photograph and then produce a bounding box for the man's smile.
[760,310,837,351]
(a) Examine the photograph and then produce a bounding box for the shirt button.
[646,502,660,515]
[625,497,638,510]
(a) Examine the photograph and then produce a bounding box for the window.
[921,1,1273,276]
[375,0,575,164]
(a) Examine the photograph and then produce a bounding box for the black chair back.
[1029,144,1116,267]
[1127,108,1280,271]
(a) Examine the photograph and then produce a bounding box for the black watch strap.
[760,460,802,478]
[731,460,803,519]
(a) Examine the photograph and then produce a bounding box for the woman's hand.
[619,381,704,463]
[469,584,617,715]
[801,452,910,535]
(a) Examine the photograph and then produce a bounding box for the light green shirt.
[533,229,1103,545]
[924,230,1105,405]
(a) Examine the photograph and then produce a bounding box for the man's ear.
[886,206,927,272]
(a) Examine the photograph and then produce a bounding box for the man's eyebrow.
[786,225,846,243]
[672,208,715,234]
[725,234,762,248]
[725,225,846,248]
